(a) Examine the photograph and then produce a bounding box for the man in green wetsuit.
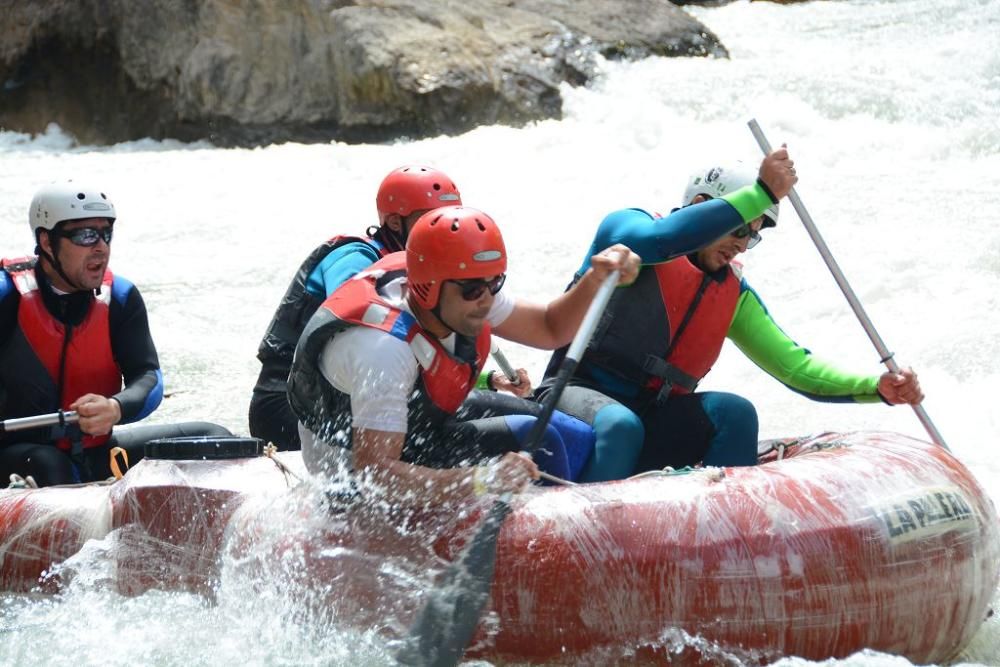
[538,151,924,481]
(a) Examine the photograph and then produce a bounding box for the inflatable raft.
[0,432,997,665]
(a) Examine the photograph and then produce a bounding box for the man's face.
[40,217,113,291]
[695,216,764,273]
[436,275,503,337]
[383,209,430,236]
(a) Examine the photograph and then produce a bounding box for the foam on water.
[1,0,998,664]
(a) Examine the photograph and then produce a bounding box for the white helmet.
[29,181,116,235]
[681,161,778,228]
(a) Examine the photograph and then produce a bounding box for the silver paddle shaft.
[490,344,520,384]
[1,410,79,434]
[747,119,948,451]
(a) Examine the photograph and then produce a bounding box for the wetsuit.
[540,183,882,480]
[0,258,230,486]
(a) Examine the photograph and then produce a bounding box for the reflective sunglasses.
[450,274,506,301]
[730,224,762,250]
[57,226,114,247]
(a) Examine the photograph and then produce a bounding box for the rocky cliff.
[0,0,729,146]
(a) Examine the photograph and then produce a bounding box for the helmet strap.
[370,224,405,253]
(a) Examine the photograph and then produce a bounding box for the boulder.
[0,0,727,146]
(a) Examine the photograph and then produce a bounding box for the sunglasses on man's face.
[450,274,506,301]
[730,224,762,250]
[58,226,114,247]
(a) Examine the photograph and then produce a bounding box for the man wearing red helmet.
[250,165,472,450]
[288,207,639,504]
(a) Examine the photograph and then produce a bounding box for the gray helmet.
[29,181,116,234]
[681,161,778,228]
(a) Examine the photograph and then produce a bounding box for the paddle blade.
[396,499,512,667]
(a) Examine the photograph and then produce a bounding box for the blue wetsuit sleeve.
[0,276,15,417]
[305,242,382,298]
[577,198,751,273]
[726,278,881,403]
[0,273,16,347]
[108,281,164,422]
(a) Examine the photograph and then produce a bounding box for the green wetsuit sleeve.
[721,182,776,224]
[475,371,491,390]
[726,281,882,403]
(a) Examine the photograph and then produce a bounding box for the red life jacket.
[1,257,122,450]
[582,256,740,402]
[287,252,491,451]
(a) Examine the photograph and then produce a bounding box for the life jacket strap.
[643,354,699,404]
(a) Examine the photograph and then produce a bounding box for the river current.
[1,0,998,664]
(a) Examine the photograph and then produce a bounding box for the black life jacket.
[254,235,385,392]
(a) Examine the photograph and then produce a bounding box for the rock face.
[0,0,727,146]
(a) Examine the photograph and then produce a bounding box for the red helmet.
[406,207,507,309]
[376,165,462,222]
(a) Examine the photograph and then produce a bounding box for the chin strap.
[368,224,406,253]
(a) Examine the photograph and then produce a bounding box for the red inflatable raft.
[0,431,997,665]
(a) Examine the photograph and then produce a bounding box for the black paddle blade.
[395,499,512,667]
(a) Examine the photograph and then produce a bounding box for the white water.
[1,0,998,664]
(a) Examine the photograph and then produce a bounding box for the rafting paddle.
[396,270,620,667]
[0,410,79,436]
[490,342,521,386]
[747,119,949,450]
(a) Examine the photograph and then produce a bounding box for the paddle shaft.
[519,270,619,455]
[747,119,949,451]
[0,410,79,436]
[490,343,520,385]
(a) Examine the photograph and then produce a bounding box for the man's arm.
[307,241,382,298]
[727,280,882,403]
[325,330,538,504]
[352,429,539,505]
[108,280,163,423]
[0,275,18,417]
[578,148,796,271]
[493,244,639,349]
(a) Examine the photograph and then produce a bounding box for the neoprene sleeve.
[726,279,881,403]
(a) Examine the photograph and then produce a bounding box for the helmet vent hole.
[432,183,441,191]
[451,221,460,231]
[76,193,85,200]
[476,220,486,231]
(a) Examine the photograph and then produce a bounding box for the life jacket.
[0,257,121,450]
[575,256,740,405]
[255,235,385,392]
[287,252,491,460]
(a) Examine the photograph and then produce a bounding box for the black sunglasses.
[450,274,506,301]
[57,226,114,247]
[730,224,762,250]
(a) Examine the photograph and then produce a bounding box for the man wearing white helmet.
[538,149,923,481]
[0,181,229,487]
